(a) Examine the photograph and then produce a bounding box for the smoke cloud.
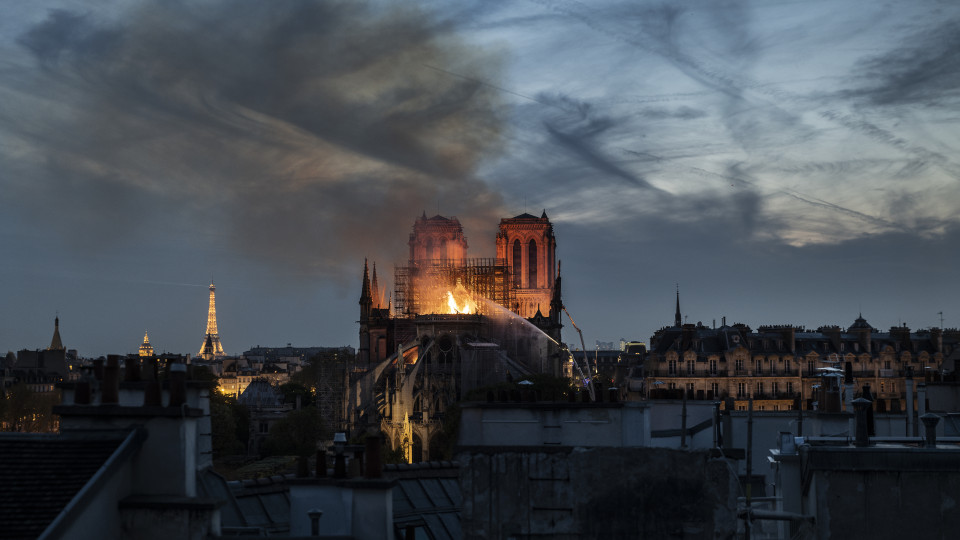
[6,1,507,278]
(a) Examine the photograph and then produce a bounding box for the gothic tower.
[358,260,372,366]
[408,212,468,265]
[198,282,225,360]
[48,316,65,351]
[496,210,557,319]
[675,286,682,327]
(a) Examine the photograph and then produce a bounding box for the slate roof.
[237,379,285,409]
[385,461,462,540]
[216,474,292,534]
[0,433,130,539]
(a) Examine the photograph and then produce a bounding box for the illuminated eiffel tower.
[198,282,225,359]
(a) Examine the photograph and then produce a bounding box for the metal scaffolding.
[313,349,348,432]
[393,258,515,318]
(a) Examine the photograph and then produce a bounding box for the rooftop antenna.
[939,311,944,329]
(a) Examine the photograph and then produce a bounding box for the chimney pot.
[921,413,940,447]
[853,397,872,447]
[307,510,323,537]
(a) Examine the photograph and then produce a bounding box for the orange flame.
[445,286,476,314]
[446,291,472,314]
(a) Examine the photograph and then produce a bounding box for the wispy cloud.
[2,0,509,275]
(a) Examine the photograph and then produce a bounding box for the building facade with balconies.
[644,314,959,412]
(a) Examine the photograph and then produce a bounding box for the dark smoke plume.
[9,1,506,278]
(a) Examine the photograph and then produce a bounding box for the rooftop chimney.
[168,363,187,407]
[124,356,141,382]
[102,355,120,404]
[921,413,940,448]
[93,357,105,381]
[333,432,347,478]
[861,384,876,436]
[853,398,872,447]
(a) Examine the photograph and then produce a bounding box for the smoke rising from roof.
[8,1,507,277]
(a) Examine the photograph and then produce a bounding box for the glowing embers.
[444,283,477,314]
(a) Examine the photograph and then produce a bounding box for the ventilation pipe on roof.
[308,510,323,536]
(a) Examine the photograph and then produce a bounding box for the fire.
[446,291,473,314]
[443,283,477,314]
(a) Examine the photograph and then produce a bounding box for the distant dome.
[139,331,154,357]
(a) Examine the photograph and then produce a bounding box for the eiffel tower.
[198,282,225,359]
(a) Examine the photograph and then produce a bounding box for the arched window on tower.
[425,238,434,261]
[528,239,538,288]
[513,239,522,287]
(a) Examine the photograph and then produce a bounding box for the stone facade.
[496,211,557,318]
[643,314,959,413]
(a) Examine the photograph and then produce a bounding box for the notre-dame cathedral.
[347,211,563,462]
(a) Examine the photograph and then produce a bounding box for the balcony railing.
[647,369,803,378]
[647,369,728,378]
[648,389,730,401]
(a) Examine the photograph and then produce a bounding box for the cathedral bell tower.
[408,212,468,265]
[496,210,558,319]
